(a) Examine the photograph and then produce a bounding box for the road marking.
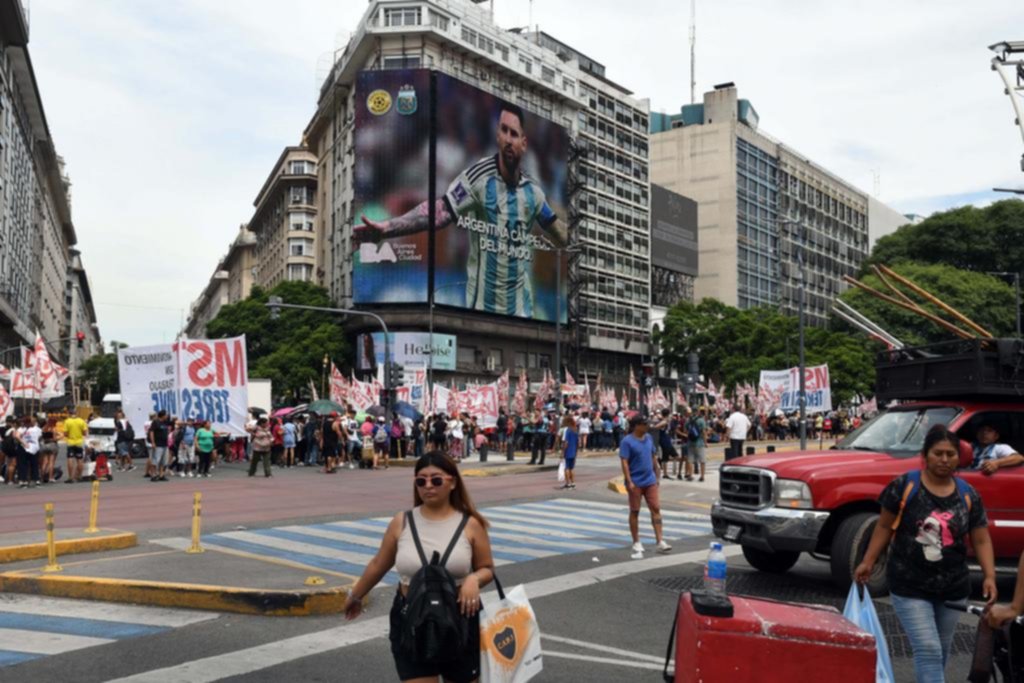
[0,627,113,655]
[674,500,712,510]
[106,545,741,682]
[541,633,668,665]
[542,650,665,671]
[0,594,217,627]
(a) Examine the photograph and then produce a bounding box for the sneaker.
[657,540,672,554]
[0,475,4,483]
[204,473,211,478]
[188,472,195,478]
[569,483,576,489]
[19,482,27,489]
[631,542,644,554]
[630,549,644,560]
[177,472,185,478]
[348,462,355,470]
[677,474,685,481]
[158,476,169,481]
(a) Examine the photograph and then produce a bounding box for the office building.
[184,225,257,338]
[651,84,903,327]
[304,0,651,387]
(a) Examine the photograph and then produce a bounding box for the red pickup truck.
[710,400,1024,593]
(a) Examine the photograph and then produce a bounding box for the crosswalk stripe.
[518,502,711,533]
[481,508,658,541]
[538,498,710,522]
[224,530,380,565]
[199,535,397,583]
[0,650,40,666]
[543,497,710,518]
[0,595,217,628]
[0,613,165,640]
[483,506,699,540]
[0,627,113,655]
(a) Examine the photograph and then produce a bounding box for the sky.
[24,0,1024,347]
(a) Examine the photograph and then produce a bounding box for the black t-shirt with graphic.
[879,472,987,600]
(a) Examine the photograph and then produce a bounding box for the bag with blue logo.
[842,583,895,683]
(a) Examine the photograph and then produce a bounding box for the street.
[0,448,993,681]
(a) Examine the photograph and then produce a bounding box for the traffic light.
[76,331,85,350]
[268,295,283,320]
[388,362,405,389]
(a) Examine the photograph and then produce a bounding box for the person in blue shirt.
[619,415,671,559]
[282,419,297,468]
[560,415,579,490]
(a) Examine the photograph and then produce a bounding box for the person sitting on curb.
[971,420,1024,475]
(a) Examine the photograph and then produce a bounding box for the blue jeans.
[305,441,319,466]
[890,593,961,683]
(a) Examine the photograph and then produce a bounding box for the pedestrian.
[303,414,320,467]
[195,420,216,477]
[247,417,273,478]
[178,419,196,478]
[653,408,677,480]
[282,418,297,467]
[529,412,547,465]
[373,416,391,469]
[114,410,136,472]
[320,412,340,474]
[342,451,495,683]
[447,414,464,463]
[855,425,996,683]
[725,408,751,461]
[270,417,284,467]
[686,408,708,482]
[560,414,578,490]
[619,415,671,559]
[39,417,58,483]
[389,414,404,462]
[578,412,591,451]
[346,412,362,469]
[431,413,447,451]
[412,418,425,460]
[63,411,89,484]
[17,416,42,488]
[496,408,509,455]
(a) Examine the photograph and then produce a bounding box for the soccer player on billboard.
[355,103,567,318]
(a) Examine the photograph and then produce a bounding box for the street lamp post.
[986,271,1022,337]
[553,245,581,409]
[427,281,467,412]
[779,217,808,450]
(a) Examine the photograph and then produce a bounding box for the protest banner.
[758,364,832,414]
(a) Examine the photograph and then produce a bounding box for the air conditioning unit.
[486,357,497,371]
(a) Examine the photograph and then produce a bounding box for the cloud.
[24,0,1024,346]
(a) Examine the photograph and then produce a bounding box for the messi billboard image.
[353,69,569,323]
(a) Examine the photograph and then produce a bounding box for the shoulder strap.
[891,470,921,532]
[953,477,973,513]
[439,513,470,567]
[405,510,429,567]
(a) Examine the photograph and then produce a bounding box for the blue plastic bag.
[843,583,896,683]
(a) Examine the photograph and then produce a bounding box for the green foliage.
[205,281,349,402]
[866,199,1024,274]
[79,341,128,399]
[838,262,1016,347]
[657,299,876,404]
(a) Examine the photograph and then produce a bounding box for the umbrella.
[365,404,387,419]
[249,406,268,416]
[305,399,346,415]
[272,407,295,417]
[393,401,423,422]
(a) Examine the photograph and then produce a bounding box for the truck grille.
[719,467,772,508]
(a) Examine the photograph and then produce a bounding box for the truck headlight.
[774,479,813,509]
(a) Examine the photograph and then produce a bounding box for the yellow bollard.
[43,503,62,572]
[186,492,204,554]
[83,480,100,533]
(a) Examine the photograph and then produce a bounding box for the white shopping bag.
[557,460,566,484]
[480,576,542,683]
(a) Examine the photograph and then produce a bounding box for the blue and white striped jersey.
[443,155,557,317]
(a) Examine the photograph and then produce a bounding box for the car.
[711,341,1024,594]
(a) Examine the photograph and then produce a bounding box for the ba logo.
[366,89,392,116]
[359,241,398,264]
[396,85,417,115]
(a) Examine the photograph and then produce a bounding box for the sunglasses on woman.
[415,475,452,488]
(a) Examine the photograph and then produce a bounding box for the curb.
[0,531,137,564]
[462,464,559,477]
[0,572,356,617]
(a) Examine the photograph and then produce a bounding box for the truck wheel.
[830,512,888,595]
[741,546,800,574]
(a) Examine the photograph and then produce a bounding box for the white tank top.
[395,507,473,587]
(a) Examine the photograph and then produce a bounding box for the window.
[290,187,312,205]
[541,66,555,83]
[289,211,315,232]
[287,264,313,282]
[383,55,421,69]
[288,160,313,175]
[461,26,477,46]
[487,349,503,367]
[514,351,527,369]
[496,45,509,62]
[518,55,533,75]
[384,7,421,27]
[429,10,449,31]
[457,345,476,366]
[539,354,551,369]
[288,238,314,257]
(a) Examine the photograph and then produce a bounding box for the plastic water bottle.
[704,541,727,596]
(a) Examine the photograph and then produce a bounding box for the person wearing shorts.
[619,415,671,559]
[560,414,578,490]
[62,414,89,484]
[147,411,171,481]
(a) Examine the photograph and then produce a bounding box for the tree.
[837,262,1015,347]
[205,281,350,402]
[657,299,877,404]
[79,341,128,400]
[866,199,1024,274]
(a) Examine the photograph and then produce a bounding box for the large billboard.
[650,184,698,276]
[353,69,569,323]
[356,332,457,372]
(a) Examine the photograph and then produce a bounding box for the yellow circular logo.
[367,89,392,116]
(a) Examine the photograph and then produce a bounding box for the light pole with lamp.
[427,281,467,413]
[553,245,581,409]
[778,217,808,450]
[985,271,1022,337]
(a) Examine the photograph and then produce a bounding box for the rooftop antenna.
[690,0,697,104]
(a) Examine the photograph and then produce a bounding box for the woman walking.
[282,418,297,468]
[247,417,273,478]
[342,451,495,683]
[195,420,216,478]
[855,425,996,683]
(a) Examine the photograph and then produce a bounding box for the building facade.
[249,146,320,290]
[0,0,98,368]
[184,225,257,338]
[304,0,652,387]
[651,84,900,327]
[63,248,101,374]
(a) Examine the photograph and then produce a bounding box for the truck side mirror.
[957,440,974,470]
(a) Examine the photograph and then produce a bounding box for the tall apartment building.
[249,146,319,289]
[0,0,98,365]
[651,84,901,327]
[303,0,651,384]
[63,248,101,373]
[184,225,257,338]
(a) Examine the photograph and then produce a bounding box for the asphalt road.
[0,451,1005,681]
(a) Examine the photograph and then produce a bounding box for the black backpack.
[398,510,470,663]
